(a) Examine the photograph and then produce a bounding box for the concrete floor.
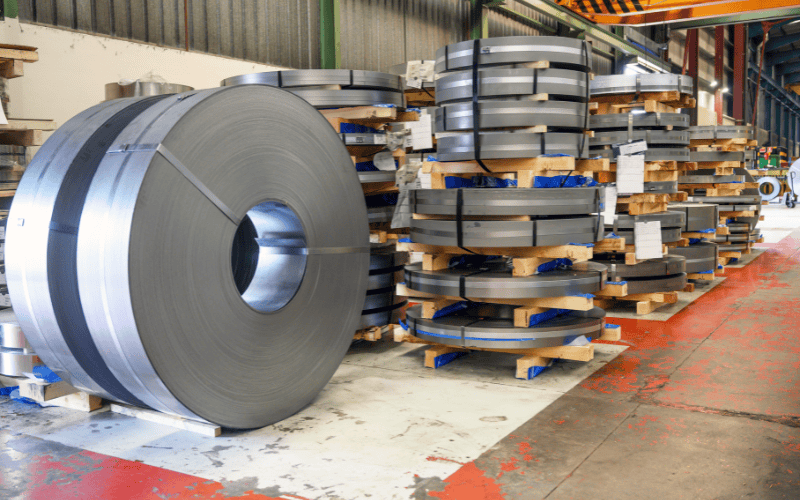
[1,206,799,499]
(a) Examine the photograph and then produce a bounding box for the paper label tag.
[410,113,433,151]
[405,60,434,88]
[615,140,647,156]
[373,151,396,171]
[617,154,645,194]
[602,185,618,225]
[480,46,493,54]
[0,104,7,126]
[634,221,663,260]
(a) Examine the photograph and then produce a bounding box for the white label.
[602,185,618,225]
[391,183,411,229]
[617,154,645,194]
[405,60,434,88]
[480,46,493,54]
[634,221,663,260]
[617,140,647,156]
[409,113,433,151]
[0,104,6,125]
[373,151,396,171]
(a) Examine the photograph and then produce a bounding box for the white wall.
[1,18,284,133]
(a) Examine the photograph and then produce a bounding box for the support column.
[733,24,747,124]
[715,26,724,125]
[320,0,341,69]
[470,0,489,40]
[687,29,700,126]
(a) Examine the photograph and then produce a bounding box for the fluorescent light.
[721,87,730,93]
[710,80,718,88]
[630,109,647,114]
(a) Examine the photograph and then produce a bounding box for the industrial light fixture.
[621,55,666,75]
[710,80,718,88]
[721,87,730,93]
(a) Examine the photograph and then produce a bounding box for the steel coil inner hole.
[230,201,307,313]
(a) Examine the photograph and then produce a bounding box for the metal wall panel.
[19,0,321,69]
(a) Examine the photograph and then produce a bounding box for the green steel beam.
[509,0,671,71]
[470,0,489,39]
[320,0,341,69]
[491,5,557,35]
[2,0,17,18]
[665,7,800,30]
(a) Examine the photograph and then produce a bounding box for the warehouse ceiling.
[755,19,800,96]
[555,0,800,28]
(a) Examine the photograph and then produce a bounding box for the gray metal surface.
[592,147,690,162]
[435,36,592,73]
[689,150,749,162]
[641,181,678,194]
[367,250,407,291]
[341,133,388,146]
[758,177,782,201]
[435,68,589,104]
[714,233,750,243]
[688,195,761,204]
[437,131,590,161]
[368,206,395,224]
[718,243,748,251]
[612,273,688,294]
[436,100,587,132]
[0,349,43,377]
[221,70,402,90]
[594,254,686,279]
[0,310,29,350]
[688,125,754,140]
[410,215,602,248]
[406,304,605,350]
[410,186,604,217]
[678,175,745,184]
[668,203,720,232]
[590,74,693,96]
[105,81,194,100]
[608,211,686,229]
[590,130,689,147]
[669,242,719,274]
[9,86,369,429]
[589,112,689,131]
[359,171,396,184]
[727,222,752,233]
[403,261,607,299]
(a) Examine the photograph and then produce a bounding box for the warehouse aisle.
[1,211,798,500]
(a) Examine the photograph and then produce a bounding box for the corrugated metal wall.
[17,0,619,75]
[18,0,320,68]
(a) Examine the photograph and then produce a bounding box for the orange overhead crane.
[555,0,800,27]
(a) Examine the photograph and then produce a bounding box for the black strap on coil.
[455,188,477,255]
[458,268,489,302]
[442,105,448,131]
[345,70,355,88]
[533,68,539,96]
[578,40,590,160]
[471,38,491,174]
[277,71,283,88]
[531,218,538,247]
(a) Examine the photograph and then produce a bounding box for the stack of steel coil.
[7,85,370,428]
[605,211,687,245]
[434,36,592,161]
[666,203,720,276]
[222,69,409,332]
[592,254,687,295]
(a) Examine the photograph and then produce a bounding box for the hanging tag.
[373,151,396,171]
[634,221,663,260]
[602,185,618,225]
[617,154,645,194]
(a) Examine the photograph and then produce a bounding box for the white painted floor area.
[758,203,800,243]
[604,276,725,322]
[0,337,626,499]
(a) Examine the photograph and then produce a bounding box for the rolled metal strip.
[726,222,751,233]
[411,215,602,248]
[437,131,589,161]
[359,170,396,184]
[436,100,587,132]
[341,133,387,146]
[758,177,781,201]
[367,250,408,290]
[714,233,749,243]
[689,150,748,162]
[281,89,405,108]
[667,203,720,231]
[688,125,753,140]
[368,206,395,224]
[714,204,760,211]
[589,112,689,131]
[590,130,689,147]
[666,243,718,274]
[607,226,683,243]
[434,36,592,74]
[406,304,604,350]
[678,174,745,184]
[359,299,407,330]
[0,310,29,350]
[409,186,604,217]
[435,68,589,104]
[10,86,370,428]
[642,181,678,193]
[105,81,193,100]
[594,254,686,279]
[590,74,693,96]
[403,261,607,299]
[591,147,690,162]
[612,273,688,294]
[718,242,748,251]
[608,211,686,229]
[6,96,169,403]
[221,69,403,91]
[734,167,762,230]
[688,195,761,205]
[0,310,42,377]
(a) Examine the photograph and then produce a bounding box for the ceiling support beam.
[687,29,700,126]
[766,32,800,52]
[715,26,725,125]
[733,24,748,123]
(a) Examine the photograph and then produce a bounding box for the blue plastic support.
[33,366,61,383]
[537,258,573,273]
[432,301,471,319]
[528,308,570,327]
[339,122,383,134]
[444,176,517,188]
[374,104,398,108]
[398,237,413,243]
[689,238,703,245]
[605,232,621,239]
[568,242,594,247]
[433,350,468,368]
[606,280,628,286]
[526,364,550,379]
[533,175,597,188]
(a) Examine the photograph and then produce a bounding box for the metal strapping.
[532,219,538,246]
[471,39,491,174]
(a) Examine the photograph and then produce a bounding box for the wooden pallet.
[422,157,609,182]
[689,138,757,148]
[665,238,690,248]
[0,118,57,147]
[688,160,741,175]
[394,324,622,380]
[687,271,716,280]
[396,241,594,260]
[616,200,668,216]
[404,87,436,107]
[669,192,689,202]
[676,161,699,172]
[595,291,678,315]
[354,323,397,341]
[0,44,38,79]
[591,91,695,112]
[595,169,678,183]
[321,105,419,129]
[18,378,104,412]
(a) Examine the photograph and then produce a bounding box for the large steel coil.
[0,309,43,377]
[437,131,590,161]
[406,305,605,350]
[435,100,587,132]
[589,112,689,131]
[435,68,589,104]
[7,86,370,428]
[590,74,693,96]
[758,177,781,201]
[593,255,686,279]
[667,203,719,231]
[591,147,690,162]
[590,130,689,147]
[669,242,719,274]
[688,125,753,140]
